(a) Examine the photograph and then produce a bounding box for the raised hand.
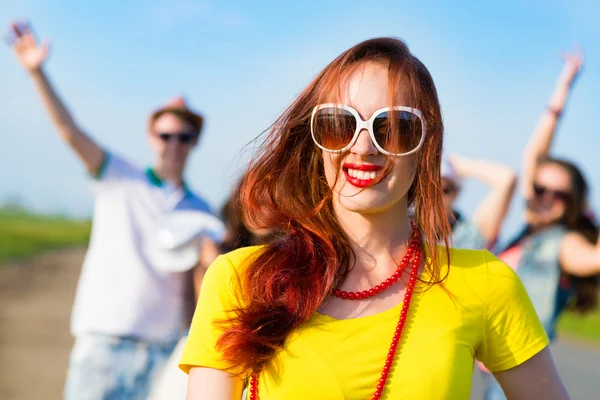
[560,47,584,86]
[6,21,50,72]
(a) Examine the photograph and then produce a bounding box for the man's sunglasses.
[532,183,571,202]
[157,132,198,144]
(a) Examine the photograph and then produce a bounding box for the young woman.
[180,38,569,399]
[481,50,600,400]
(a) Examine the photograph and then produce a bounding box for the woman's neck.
[334,200,412,271]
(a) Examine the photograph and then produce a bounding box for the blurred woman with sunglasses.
[480,49,600,400]
[179,38,569,399]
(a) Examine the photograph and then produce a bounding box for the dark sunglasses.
[532,183,571,202]
[442,183,458,195]
[157,132,198,144]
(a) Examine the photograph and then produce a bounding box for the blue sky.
[1,0,598,243]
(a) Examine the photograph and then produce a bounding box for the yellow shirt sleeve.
[179,252,246,374]
[476,251,549,372]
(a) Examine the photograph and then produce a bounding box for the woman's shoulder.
[221,245,266,266]
[438,246,520,294]
[207,246,264,278]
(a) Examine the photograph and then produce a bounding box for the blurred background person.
[441,154,516,250]
[481,49,600,400]
[7,21,212,400]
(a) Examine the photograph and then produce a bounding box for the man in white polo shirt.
[8,22,211,399]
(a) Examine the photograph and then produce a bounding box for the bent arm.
[559,232,600,277]
[451,155,517,245]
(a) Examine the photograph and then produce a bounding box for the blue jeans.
[64,335,177,400]
[482,372,506,400]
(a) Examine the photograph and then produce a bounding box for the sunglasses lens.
[533,184,546,197]
[372,110,423,155]
[178,134,194,143]
[312,107,356,151]
[157,132,196,144]
[533,184,571,202]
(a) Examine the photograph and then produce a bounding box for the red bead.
[381,281,389,289]
[369,289,376,296]
[400,314,406,323]
[377,383,384,391]
[341,291,348,299]
[410,277,416,284]
[348,292,355,300]
[379,377,387,384]
[375,390,382,397]
[335,289,341,297]
[362,291,369,298]
[383,365,391,373]
[385,278,393,285]
[250,395,256,400]
[374,285,382,292]
[355,292,362,300]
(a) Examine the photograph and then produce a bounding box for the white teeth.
[347,168,378,180]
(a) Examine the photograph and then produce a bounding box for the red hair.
[217,38,451,376]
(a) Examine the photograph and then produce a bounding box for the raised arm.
[521,49,583,200]
[449,154,517,245]
[559,231,600,277]
[8,21,104,175]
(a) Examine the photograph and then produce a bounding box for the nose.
[350,128,378,156]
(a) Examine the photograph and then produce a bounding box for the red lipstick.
[343,163,385,188]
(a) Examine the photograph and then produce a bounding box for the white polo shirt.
[70,152,212,342]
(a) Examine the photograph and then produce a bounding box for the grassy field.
[557,307,600,344]
[0,208,91,264]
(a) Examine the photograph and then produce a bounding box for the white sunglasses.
[310,104,427,157]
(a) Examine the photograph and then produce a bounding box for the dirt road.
[0,249,83,400]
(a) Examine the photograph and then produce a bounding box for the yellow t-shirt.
[180,246,548,399]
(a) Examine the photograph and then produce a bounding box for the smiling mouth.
[342,163,387,188]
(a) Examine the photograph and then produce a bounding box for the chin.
[335,188,402,215]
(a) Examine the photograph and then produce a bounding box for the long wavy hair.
[217,38,451,376]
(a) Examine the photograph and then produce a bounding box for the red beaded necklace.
[248,233,422,400]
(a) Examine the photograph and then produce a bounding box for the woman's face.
[527,162,573,227]
[321,62,418,216]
